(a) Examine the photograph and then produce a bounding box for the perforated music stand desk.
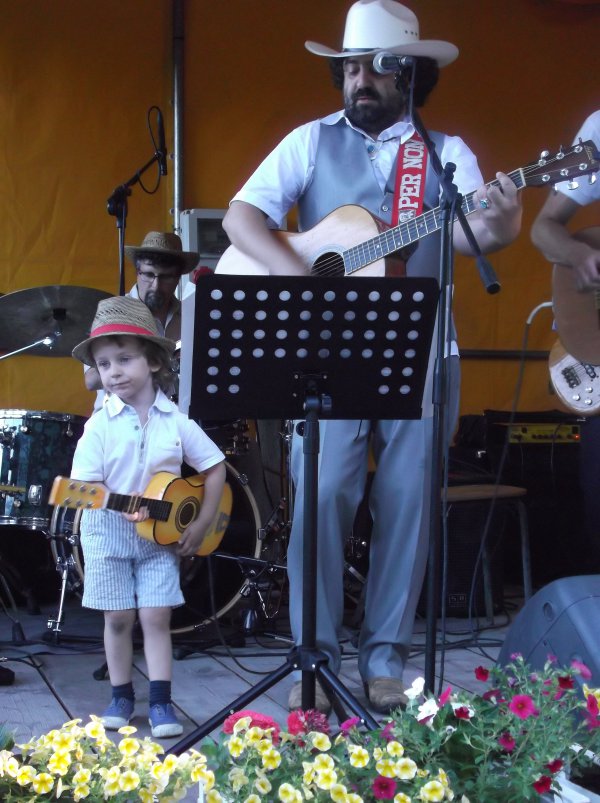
[173,275,438,749]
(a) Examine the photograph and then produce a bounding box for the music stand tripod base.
[170,275,438,751]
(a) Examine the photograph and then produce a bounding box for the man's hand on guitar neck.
[122,491,150,523]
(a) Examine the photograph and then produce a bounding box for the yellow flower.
[262,747,282,770]
[16,764,36,786]
[47,749,72,775]
[255,775,272,794]
[396,757,418,780]
[228,766,249,791]
[84,718,105,739]
[279,781,302,801]
[193,767,215,790]
[233,716,253,734]
[104,777,121,796]
[394,794,412,802]
[119,769,141,791]
[347,795,364,803]
[373,747,384,760]
[227,735,245,758]
[419,779,446,801]
[348,746,370,768]
[314,753,335,771]
[51,730,77,751]
[73,767,92,784]
[207,790,224,802]
[163,753,180,774]
[303,763,316,785]
[437,769,450,788]
[139,790,156,803]
[246,726,268,744]
[315,767,338,790]
[310,731,332,751]
[330,782,349,802]
[376,757,397,778]
[31,772,54,794]
[245,796,262,803]
[118,737,141,756]
[74,783,91,800]
[3,754,20,777]
[387,740,405,758]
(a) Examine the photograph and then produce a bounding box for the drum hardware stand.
[45,532,83,641]
[168,274,437,751]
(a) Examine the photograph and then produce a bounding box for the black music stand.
[171,274,438,750]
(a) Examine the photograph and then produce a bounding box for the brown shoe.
[366,677,408,713]
[288,680,332,714]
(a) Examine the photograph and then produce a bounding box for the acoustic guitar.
[549,339,600,416]
[49,473,233,557]
[552,226,600,365]
[216,141,599,278]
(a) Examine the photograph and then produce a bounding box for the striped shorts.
[79,509,185,611]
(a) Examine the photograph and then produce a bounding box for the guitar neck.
[343,169,525,276]
[105,493,171,522]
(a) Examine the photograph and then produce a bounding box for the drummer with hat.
[222,0,522,714]
[84,231,199,403]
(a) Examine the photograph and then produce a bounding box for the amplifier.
[502,423,581,444]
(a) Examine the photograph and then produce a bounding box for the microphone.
[373,52,414,75]
[156,107,168,176]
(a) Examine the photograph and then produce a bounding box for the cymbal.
[0,285,111,357]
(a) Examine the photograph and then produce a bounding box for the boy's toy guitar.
[49,473,232,557]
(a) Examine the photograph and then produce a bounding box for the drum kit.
[0,285,294,642]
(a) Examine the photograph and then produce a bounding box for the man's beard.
[144,290,167,312]
[344,88,405,133]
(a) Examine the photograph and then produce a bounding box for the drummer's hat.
[124,231,199,274]
[72,296,176,365]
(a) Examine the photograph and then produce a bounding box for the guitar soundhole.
[178,498,199,530]
[311,251,345,278]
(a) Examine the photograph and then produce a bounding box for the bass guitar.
[549,339,600,416]
[216,141,599,278]
[552,226,600,365]
[49,473,233,557]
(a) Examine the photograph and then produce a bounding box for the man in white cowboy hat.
[222,0,522,714]
[84,231,199,404]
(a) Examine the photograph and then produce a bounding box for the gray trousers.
[287,356,460,681]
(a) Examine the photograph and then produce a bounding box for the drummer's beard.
[144,289,168,313]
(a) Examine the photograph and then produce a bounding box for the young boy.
[70,296,226,738]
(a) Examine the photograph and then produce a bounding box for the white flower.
[417,698,439,723]
[405,677,426,700]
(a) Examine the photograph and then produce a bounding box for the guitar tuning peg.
[538,149,549,165]
[589,174,597,185]
[567,179,580,190]
[556,146,565,160]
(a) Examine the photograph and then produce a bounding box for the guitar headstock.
[523,139,599,189]
[49,476,106,510]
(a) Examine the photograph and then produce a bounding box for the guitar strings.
[303,153,585,278]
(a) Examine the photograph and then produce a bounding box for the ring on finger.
[479,198,490,210]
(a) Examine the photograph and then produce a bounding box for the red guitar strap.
[392,132,428,226]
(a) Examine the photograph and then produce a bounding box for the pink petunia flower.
[222,710,280,742]
[572,660,592,680]
[508,694,539,720]
[438,686,452,706]
[547,759,564,774]
[474,666,490,682]
[558,675,575,690]
[372,775,397,799]
[453,706,472,720]
[498,733,516,752]
[340,716,361,734]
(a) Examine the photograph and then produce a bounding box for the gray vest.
[298,119,445,280]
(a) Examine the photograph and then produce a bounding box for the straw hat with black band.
[124,231,199,274]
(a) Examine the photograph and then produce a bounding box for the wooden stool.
[443,484,530,621]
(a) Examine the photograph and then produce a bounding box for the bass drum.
[49,462,263,633]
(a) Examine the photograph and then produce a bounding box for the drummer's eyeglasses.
[137,269,180,285]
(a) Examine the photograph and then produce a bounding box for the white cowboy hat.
[305,0,458,67]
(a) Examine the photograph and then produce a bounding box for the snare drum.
[49,462,263,633]
[0,410,86,529]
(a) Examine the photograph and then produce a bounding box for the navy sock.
[111,682,134,701]
[149,680,171,707]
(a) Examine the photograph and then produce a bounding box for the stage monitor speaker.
[498,575,600,690]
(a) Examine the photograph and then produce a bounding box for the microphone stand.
[106,106,167,296]
[106,154,161,297]
[398,58,501,693]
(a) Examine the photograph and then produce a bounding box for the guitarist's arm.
[223,200,307,276]
[453,172,523,256]
[177,461,227,558]
[531,190,600,292]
